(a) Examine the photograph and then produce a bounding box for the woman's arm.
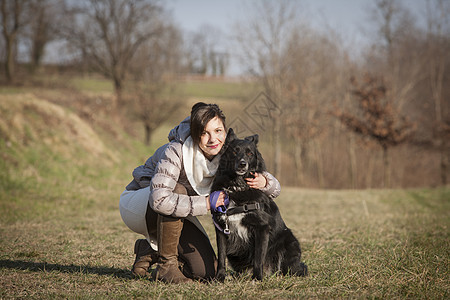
[245,171,281,199]
[149,142,209,217]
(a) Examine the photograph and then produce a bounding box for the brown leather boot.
[131,239,158,277]
[153,214,192,283]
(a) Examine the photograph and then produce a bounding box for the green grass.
[1,173,448,299]
[0,86,27,94]
[64,75,257,99]
[68,76,114,93]
[1,91,449,299]
[178,80,260,100]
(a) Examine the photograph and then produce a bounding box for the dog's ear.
[226,128,237,143]
[219,128,237,155]
[245,134,259,145]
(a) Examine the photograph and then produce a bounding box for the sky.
[167,0,381,45]
[42,1,427,73]
[166,0,364,75]
[166,0,427,75]
[167,0,372,39]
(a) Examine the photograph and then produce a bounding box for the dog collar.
[212,203,262,235]
[226,203,261,216]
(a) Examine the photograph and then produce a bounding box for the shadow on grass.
[0,259,133,279]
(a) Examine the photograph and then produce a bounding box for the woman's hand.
[245,172,267,189]
[215,192,226,207]
[207,191,227,211]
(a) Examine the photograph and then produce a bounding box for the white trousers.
[119,187,159,250]
[119,187,208,251]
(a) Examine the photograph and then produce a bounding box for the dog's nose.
[239,159,247,167]
[235,159,249,175]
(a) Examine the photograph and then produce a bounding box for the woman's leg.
[119,188,153,241]
[119,188,158,277]
[152,183,216,283]
[120,185,216,281]
[178,219,217,281]
[154,214,193,283]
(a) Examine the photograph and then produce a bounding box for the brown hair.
[190,102,226,145]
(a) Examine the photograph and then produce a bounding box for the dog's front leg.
[215,228,227,282]
[253,225,269,280]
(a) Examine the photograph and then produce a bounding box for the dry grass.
[0,92,449,299]
[1,184,448,299]
[0,94,117,161]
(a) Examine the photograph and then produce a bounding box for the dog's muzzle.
[235,159,248,176]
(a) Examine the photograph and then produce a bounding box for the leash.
[212,202,262,235]
[212,214,231,235]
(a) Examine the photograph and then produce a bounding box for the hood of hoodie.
[168,116,191,143]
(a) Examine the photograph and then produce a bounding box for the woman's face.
[198,116,226,160]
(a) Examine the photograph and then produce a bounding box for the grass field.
[0,91,449,299]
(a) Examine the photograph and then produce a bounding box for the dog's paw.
[251,272,263,281]
[299,262,308,276]
[216,269,226,282]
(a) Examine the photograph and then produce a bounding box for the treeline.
[233,1,449,188]
[1,0,449,189]
[0,0,228,145]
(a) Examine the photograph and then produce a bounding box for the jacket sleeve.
[149,142,208,217]
[260,171,281,199]
[132,165,152,188]
[124,165,151,191]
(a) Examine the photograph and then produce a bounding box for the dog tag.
[224,222,231,235]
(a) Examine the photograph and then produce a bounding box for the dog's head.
[219,128,266,177]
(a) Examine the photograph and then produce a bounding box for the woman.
[119,102,281,283]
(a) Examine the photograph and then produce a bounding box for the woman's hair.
[190,102,226,145]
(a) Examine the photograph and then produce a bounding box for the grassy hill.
[0,88,449,298]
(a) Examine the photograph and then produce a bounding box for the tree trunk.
[293,138,303,186]
[273,116,282,180]
[1,0,17,83]
[348,135,357,189]
[144,123,152,146]
[113,76,122,109]
[382,146,390,188]
[29,6,47,74]
[5,37,15,83]
[30,34,46,74]
[365,153,374,189]
[440,147,448,185]
[314,140,324,188]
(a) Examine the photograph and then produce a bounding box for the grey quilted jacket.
[125,117,281,218]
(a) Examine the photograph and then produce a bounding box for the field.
[0,85,449,299]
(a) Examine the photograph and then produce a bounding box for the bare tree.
[0,0,28,82]
[184,29,208,75]
[183,24,227,76]
[281,25,349,187]
[369,0,426,110]
[23,0,65,73]
[62,0,164,107]
[125,82,181,145]
[425,0,450,185]
[367,0,450,186]
[126,23,184,145]
[233,0,300,179]
[335,75,416,187]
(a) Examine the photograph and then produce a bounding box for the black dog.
[211,129,308,281]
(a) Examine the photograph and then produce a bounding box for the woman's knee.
[178,220,217,280]
[119,189,151,236]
